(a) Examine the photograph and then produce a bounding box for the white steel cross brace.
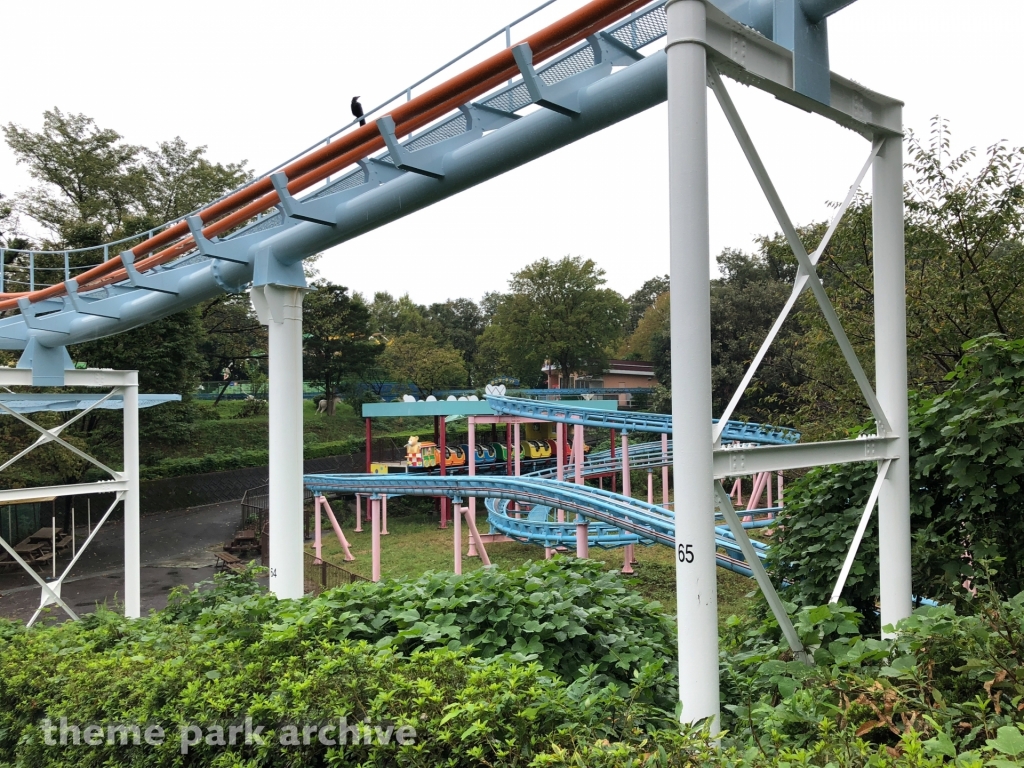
[707,63,892,438]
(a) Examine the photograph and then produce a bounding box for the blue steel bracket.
[376,115,445,179]
[511,44,581,117]
[269,173,336,227]
[363,158,408,185]
[63,280,122,320]
[708,0,859,105]
[17,297,70,334]
[595,31,646,64]
[118,251,180,295]
[252,244,306,289]
[376,107,496,181]
[186,217,250,265]
[17,339,75,387]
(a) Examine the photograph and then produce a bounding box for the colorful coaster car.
[525,440,551,459]
[444,445,467,468]
[491,442,524,462]
[472,444,497,464]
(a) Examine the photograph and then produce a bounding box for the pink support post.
[439,416,448,529]
[574,424,584,485]
[355,495,363,533]
[610,429,617,493]
[767,472,773,508]
[463,506,491,566]
[621,431,634,574]
[467,417,478,557]
[621,431,631,498]
[513,422,521,517]
[371,497,382,582]
[382,495,389,535]
[556,422,565,523]
[661,433,670,508]
[453,501,462,575]
[576,522,589,558]
[314,495,323,562]
[322,497,355,561]
[647,469,654,505]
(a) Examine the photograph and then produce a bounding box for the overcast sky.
[2,1,1020,306]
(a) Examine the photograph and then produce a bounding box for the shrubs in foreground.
[5,560,1024,765]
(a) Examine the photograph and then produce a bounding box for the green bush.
[770,336,1024,614]
[0,562,690,767]
[719,582,1024,765]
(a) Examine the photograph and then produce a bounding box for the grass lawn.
[310,497,760,628]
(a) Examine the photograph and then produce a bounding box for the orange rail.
[0,0,649,312]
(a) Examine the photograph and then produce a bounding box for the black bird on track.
[351,96,365,127]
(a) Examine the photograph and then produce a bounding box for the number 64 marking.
[677,544,694,564]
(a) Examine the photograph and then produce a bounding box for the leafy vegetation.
[770,336,1024,619]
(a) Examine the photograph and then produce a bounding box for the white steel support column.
[123,380,140,619]
[666,0,719,730]
[252,284,307,600]
[873,125,912,634]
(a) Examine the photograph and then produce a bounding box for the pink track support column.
[610,429,617,493]
[505,423,512,478]
[621,431,634,574]
[576,522,589,558]
[382,495,389,535]
[661,433,670,508]
[574,424,584,484]
[439,416,448,529]
[556,422,565,523]
[371,496,382,582]
[767,472,773,507]
[468,418,478,557]
[321,497,355,561]
[355,495,363,533]
[647,470,654,505]
[513,422,521,517]
[314,495,323,562]
[453,500,462,575]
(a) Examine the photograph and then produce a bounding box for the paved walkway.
[0,500,255,623]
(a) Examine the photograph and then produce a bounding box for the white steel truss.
[0,369,140,622]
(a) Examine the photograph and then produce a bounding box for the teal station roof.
[363,398,619,419]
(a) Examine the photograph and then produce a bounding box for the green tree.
[4,108,250,251]
[368,292,428,338]
[650,248,803,422]
[380,334,467,398]
[423,298,484,386]
[770,337,1024,618]
[625,274,669,334]
[302,282,381,415]
[788,121,1024,435]
[491,256,628,386]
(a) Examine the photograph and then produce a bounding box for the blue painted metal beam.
[485,394,800,445]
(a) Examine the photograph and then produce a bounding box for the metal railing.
[304,551,369,596]
[0,0,668,299]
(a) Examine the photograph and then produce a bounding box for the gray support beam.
[713,436,898,477]
[873,125,912,635]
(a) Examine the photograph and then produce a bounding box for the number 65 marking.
[677,544,694,564]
